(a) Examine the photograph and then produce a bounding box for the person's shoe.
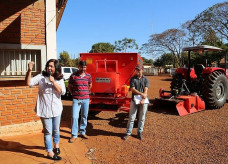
[79,134,89,139]
[68,137,77,143]
[53,148,60,155]
[137,133,143,140]
[122,134,130,140]
[47,154,62,161]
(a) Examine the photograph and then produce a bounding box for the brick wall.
[0,0,46,127]
[0,81,39,126]
[0,0,45,45]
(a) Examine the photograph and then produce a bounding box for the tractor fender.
[202,67,225,75]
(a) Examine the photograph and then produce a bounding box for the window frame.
[0,44,46,81]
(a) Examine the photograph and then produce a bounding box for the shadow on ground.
[161,78,172,81]
[148,99,179,116]
[61,103,135,138]
[0,139,44,158]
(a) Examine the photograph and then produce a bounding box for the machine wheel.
[202,71,228,109]
[170,73,184,92]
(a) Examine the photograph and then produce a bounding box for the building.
[143,65,158,76]
[0,0,68,136]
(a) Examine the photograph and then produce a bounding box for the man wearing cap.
[122,64,149,140]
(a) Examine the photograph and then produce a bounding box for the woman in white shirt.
[25,59,66,161]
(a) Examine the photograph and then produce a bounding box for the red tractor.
[153,45,227,116]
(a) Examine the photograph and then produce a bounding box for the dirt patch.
[2,74,226,163]
[71,74,228,163]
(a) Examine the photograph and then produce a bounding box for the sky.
[57,0,225,59]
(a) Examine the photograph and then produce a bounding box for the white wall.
[45,0,57,60]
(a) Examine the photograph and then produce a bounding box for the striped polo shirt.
[69,71,92,99]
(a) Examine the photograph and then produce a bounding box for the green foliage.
[202,29,220,46]
[89,42,114,53]
[142,57,153,65]
[58,51,81,67]
[189,45,228,68]
[153,53,176,67]
[186,34,228,67]
[153,58,162,67]
[114,38,138,52]
[59,51,73,67]
[71,58,80,67]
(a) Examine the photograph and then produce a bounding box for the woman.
[25,59,66,160]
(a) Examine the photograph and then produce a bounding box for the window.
[63,68,71,73]
[0,49,41,77]
[72,68,78,73]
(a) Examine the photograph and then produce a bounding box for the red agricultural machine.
[153,45,227,116]
[80,52,143,112]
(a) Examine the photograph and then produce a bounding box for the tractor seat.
[194,64,205,78]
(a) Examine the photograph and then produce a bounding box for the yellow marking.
[86,58,92,64]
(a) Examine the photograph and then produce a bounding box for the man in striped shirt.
[68,60,92,143]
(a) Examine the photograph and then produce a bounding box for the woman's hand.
[26,61,34,86]
[49,76,55,83]
[28,61,35,72]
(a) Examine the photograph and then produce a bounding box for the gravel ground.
[63,74,228,163]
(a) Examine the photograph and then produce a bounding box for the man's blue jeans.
[126,100,148,135]
[71,98,90,138]
[41,115,61,152]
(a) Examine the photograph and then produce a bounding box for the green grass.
[64,80,68,87]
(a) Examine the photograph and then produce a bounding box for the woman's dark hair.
[42,59,63,80]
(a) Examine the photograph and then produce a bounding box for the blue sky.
[57,0,225,59]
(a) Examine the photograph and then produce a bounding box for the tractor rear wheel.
[170,73,183,92]
[202,71,227,109]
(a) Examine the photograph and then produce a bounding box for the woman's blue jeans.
[126,100,148,135]
[40,115,61,152]
[71,98,89,138]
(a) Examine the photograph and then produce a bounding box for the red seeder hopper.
[80,52,143,112]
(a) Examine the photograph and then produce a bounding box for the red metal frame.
[157,88,205,116]
[80,53,143,112]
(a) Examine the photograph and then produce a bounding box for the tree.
[71,58,80,67]
[181,20,199,46]
[153,58,162,67]
[187,2,228,43]
[114,38,138,52]
[59,51,72,66]
[153,53,176,68]
[141,28,186,67]
[202,29,221,46]
[142,57,153,65]
[89,42,114,53]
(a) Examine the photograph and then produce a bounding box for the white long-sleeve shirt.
[29,74,66,118]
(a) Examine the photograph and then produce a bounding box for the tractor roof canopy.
[183,45,223,53]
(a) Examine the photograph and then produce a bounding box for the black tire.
[170,73,184,92]
[202,71,228,109]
